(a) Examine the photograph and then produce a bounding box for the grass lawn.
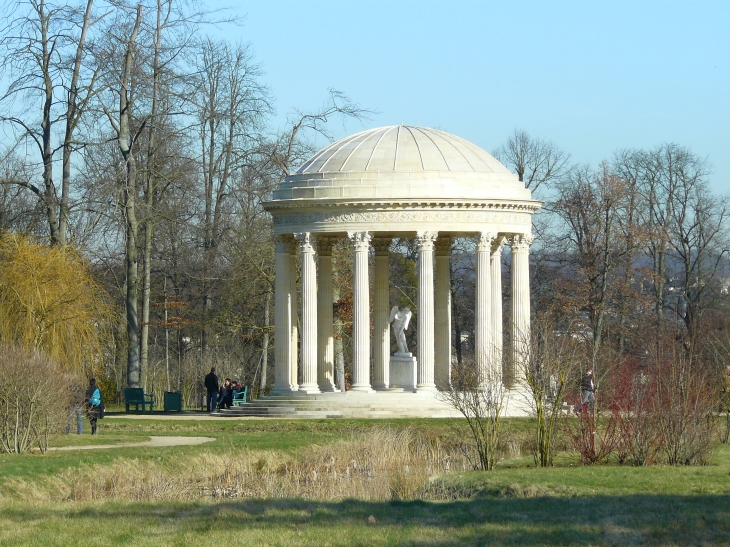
[1,417,729,546]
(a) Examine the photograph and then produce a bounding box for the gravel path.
[50,436,215,451]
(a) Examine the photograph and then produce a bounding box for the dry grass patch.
[5,428,471,503]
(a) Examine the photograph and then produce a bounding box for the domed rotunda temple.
[262,125,540,402]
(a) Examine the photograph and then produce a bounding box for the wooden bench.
[232,386,248,406]
[124,387,155,413]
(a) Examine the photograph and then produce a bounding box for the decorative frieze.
[273,210,532,227]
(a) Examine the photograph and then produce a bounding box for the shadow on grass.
[4,494,730,545]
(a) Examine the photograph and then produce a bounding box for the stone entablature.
[266,202,539,235]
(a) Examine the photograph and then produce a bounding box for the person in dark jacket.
[204,367,219,413]
[218,378,233,410]
[85,378,103,435]
[581,368,595,412]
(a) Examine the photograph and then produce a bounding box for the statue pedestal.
[389,352,417,392]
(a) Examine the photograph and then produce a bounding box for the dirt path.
[104,413,267,420]
[50,436,215,451]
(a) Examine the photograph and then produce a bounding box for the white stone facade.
[263,126,540,398]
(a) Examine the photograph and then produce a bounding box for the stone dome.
[272,125,531,202]
[263,125,539,237]
[296,125,511,174]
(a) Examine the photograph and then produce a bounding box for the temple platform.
[214,389,533,419]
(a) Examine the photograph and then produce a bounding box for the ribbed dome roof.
[296,125,510,175]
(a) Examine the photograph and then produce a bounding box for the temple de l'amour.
[261,125,540,410]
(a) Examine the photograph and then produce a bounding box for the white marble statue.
[389,306,412,354]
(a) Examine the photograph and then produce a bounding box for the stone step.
[217,407,343,418]
[209,391,531,419]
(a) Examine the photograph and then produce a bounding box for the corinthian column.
[348,231,373,392]
[295,232,320,394]
[289,239,299,389]
[434,236,452,390]
[475,232,495,388]
[416,231,437,392]
[317,236,337,392]
[271,235,296,394]
[510,234,533,385]
[491,236,505,386]
[373,237,392,390]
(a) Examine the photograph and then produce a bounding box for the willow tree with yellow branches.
[0,232,112,375]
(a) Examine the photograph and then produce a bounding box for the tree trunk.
[139,0,165,389]
[118,5,143,388]
[59,0,95,246]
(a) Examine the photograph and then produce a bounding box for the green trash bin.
[164,391,182,412]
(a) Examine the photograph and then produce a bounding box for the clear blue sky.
[218,0,729,193]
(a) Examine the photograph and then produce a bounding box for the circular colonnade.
[262,125,540,396]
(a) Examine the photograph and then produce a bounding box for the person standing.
[581,368,596,412]
[204,367,219,413]
[85,378,103,435]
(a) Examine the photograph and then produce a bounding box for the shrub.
[652,341,717,465]
[442,358,506,471]
[562,407,619,465]
[0,345,75,453]
[0,231,113,375]
[611,359,663,466]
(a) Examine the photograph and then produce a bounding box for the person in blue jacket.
[85,378,103,435]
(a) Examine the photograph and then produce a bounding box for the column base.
[318,381,336,392]
[435,381,451,392]
[349,384,375,393]
[270,383,298,396]
[298,383,321,395]
[417,385,438,393]
[372,382,389,391]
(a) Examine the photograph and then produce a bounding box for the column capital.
[274,234,293,253]
[347,231,372,251]
[491,235,506,256]
[508,233,534,253]
[294,232,315,253]
[435,236,452,256]
[372,237,392,256]
[475,231,498,252]
[287,236,299,254]
[415,231,438,251]
[317,235,338,257]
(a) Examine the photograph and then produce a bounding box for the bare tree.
[666,170,728,345]
[99,2,143,387]
[550,162,627,362]
[442,359,506,471]
[635,144,728,345]
[0,0,103,245]
[517,311,582,467]
[494,129,569,193]
[193,37,272,353]
[612,148,650,351]
[269,89,372,178]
